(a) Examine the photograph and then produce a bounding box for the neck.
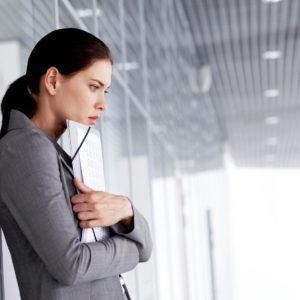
[31,109,67,141]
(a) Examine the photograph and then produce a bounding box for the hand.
[71,177,133,229]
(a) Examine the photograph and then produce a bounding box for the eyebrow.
[90,78,111,89]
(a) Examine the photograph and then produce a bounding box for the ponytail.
[0,75,36,139]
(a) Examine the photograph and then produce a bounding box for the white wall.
[182,170,234,300]
[226,154,300,300]
[152,175,188,300]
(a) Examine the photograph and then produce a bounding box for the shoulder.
[0,129,56,156]
[0,129,59,176]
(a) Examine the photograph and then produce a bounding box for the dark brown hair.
[0,28,113,138]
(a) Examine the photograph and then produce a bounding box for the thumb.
[73,177,94,193]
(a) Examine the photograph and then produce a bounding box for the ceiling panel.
[183,0,300,168]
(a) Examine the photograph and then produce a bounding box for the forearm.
[55,235,140,285]
[111,204,153,262]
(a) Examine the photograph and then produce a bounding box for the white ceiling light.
[266,137,278,146]
[197,64,212,93]
[264,116,280,125]
[190,64,212,94]
[262,0,282,3]
[77,8,102,18]
[116,62,139,71]
[264,89,280,98]
[263,50,281,60]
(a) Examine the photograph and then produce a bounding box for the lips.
[88,116,99,125]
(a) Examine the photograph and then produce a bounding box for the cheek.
[54,87,81,118]
[59,84,87,106]
[57,82,94,118]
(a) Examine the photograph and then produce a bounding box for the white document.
[77,127,105,191]
[76,127,110,242]
[63,122,126,291]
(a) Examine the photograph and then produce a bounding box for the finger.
[70,194,87,204]
[73,177,94,193]
[71,192,101,204]
[72,203,93,213]
[77,211,99,221]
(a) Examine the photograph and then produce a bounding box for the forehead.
[81,59,112,85]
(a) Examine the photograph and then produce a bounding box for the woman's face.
[53,59,112,127]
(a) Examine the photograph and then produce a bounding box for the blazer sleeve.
[110,201,152,262]
[0,130,150,286]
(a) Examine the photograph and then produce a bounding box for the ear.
[44,67,60,96]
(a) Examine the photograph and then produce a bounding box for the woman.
[0,28,152,300]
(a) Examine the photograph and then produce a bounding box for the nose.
[96,93,107,111]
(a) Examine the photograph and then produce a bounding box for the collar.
[8,109,57,143]
[7,109,73,169]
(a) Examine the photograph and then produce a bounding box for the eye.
[89,85,100,92]
[104,90,109,94]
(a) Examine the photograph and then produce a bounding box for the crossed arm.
[0,131,152,285]
[70,176,134,231]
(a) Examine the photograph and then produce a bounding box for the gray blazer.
[0,109,152,300]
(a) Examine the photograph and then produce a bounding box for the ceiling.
[0,0,299,173]
[183,0,300,168]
